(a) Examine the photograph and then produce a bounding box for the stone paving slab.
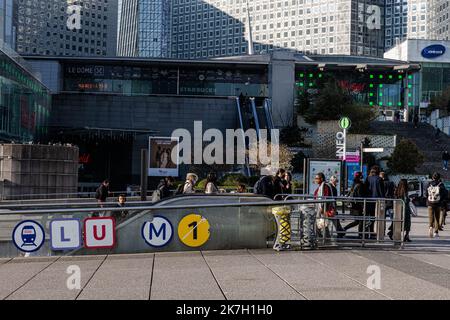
[397,252,450,271]
[6,256,106,300]
[78,254,154,300]
[353,250,450,292]
[203,250,305,300]
[310,250,450,300]
[0,257,58,299]
[150,251,225,300]
[249,249,386,300]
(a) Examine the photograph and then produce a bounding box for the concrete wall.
[0,144,79,199]
[51,94,238,178]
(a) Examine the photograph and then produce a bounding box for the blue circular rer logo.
[12,220,46,253]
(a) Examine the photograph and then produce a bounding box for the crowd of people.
[95,166,448,241]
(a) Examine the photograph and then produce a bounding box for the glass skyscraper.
[117,0,171,58]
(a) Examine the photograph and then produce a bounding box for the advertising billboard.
[148,137,179,177]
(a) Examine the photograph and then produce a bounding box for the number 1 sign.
[177,214,210,248]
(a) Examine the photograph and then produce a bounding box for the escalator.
[235,96,276,176]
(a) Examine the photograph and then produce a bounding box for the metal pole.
[360,142,364,172]
[140,149,148,201]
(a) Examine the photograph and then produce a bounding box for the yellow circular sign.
[177,214,210,247]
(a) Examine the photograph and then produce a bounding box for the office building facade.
[15,0,118,57]
[0,0,17,49]
[117,0,171,57]
[170,0,386,59]
[429,0,450,40]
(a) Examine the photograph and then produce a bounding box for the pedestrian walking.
[313,172,338,239]
[364,166,384,238]
[435,127,441,143]
[111,194,129,223]
[380,172,395,219]
[153,176,174,201]
[387,179,411,242]
[254,174,275,199]
[328,175,345,237]
[205,172,220,194]
[94,179,110,217]
[282,171,293,194]
[273,169,286,200]
[424,173,447,238]
[442,151,450,171]
[413,113,419,128]
[181,173,198,194]
[344,172,366,237]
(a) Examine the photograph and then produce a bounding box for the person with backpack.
[254,174,275,199]
[153,176,174,202]
[344,171,366,237]
[204,172,220,194]
[425,172,447,238]
[95,180,110,205]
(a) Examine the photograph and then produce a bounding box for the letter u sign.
[84,217,116,249]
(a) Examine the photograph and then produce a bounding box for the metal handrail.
[0,199,336,215]
[1,190,145,201]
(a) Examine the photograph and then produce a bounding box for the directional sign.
[142,216,174,247]
[363,148,384,153]
[50,219,81,251]
[339,117,351,130]
[177,214,210,248]
[83,217,116,249]
[12,220,46,253]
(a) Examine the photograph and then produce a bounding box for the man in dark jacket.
[157,176,174,200]
[94,179,110,216]
[364,166,384,237]
[425,173,447,238]
[380,172,395,218]
[259,175,275,199]
[273,169,286,200]
[95,179,110,203]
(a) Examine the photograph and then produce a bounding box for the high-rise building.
[170,0,386,59]
[0,0,17,49]
[429,0,450,40]
[117,0,171,57]
[16,0,118,56]
[384,0,408,49]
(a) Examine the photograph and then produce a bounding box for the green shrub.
[219,173,248,186]
[387,139,424,174]
[196,179,207,190]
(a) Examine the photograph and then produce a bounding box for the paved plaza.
[0,210,449,300]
